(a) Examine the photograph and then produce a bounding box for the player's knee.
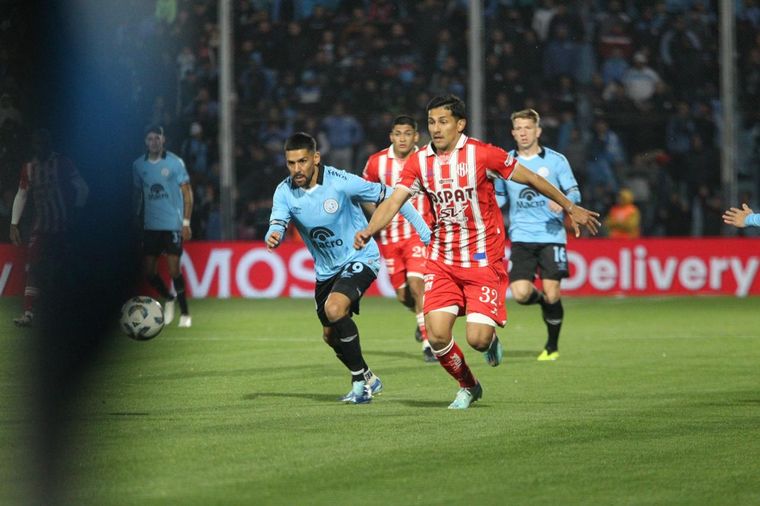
[512,288,531,304]
[324,300,349,323]
[544,293,561,305]
[466,332,492,352]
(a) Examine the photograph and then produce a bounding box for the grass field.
[2,296,760,505]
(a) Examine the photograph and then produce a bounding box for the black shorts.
[143,230,183,257]
[315,261,377,327]
[509,242,569,281]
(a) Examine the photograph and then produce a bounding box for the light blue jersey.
[746,213,760,227]
[133,151,190,231]
[266,165,430,282]
[494,147,581,244]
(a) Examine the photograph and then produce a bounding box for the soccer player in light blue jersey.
[265,132,430,404]
[133,125,194,327]
[723,204,760,228]
[494,109,582,361]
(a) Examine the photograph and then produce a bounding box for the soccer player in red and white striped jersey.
[10,129,88,326]
[362,115,436,362]
[355,95,600,408]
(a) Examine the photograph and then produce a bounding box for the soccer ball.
[120,296,165,340]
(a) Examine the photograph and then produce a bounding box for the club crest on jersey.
[161,167,170,177]
[323,198,339,214]
[456,162,469,178]
[537,166,550,178]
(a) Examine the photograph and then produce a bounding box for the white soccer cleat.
[178,314,192,328]
[163,298,176,324]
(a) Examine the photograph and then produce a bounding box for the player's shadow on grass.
[243,392,341,403]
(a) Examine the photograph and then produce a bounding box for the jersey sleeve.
[362,155,379,182]
[175,157,190,185]
[557,156,581,204]
[265,184,291,240]
[346,171,386,205]
[483,144,517,180]
[746,213,760,227]
[396,154,422,194]
[398,197,431,245]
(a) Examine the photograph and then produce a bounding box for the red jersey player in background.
[355,95,600,409]
[9,129,89,326]
[362,115,437,362]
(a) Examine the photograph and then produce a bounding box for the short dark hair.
[392,115,418,130]
[284,132,317,152]
[144,124,164,136]
[426,95,466,120]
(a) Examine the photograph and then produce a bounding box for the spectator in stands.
[320,101,364,173]
[587,116,624,192]
[621,51,662,109]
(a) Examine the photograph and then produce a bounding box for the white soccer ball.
[120,296,165,340]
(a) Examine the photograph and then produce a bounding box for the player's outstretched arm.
[722,203,758,228]
[511,164,600,237]
[354,188,411,249]
[398,199,431,245]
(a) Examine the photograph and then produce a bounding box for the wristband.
[183,219,191,226]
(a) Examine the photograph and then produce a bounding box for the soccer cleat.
[448,383,483,410]
[483,335,503,367]
[537,349,559,361]
[369,376,383,396]
[345,380,372,404]
[414,326,423,342]
[178,314,192,328]
[423,346,437,363]
[13,311,34,328]
[163,298,176,324]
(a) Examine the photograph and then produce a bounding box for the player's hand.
[9,224,21,246]
[182,225,192,241]
[548,200,564,213]
[722,203,753,228]
[354,229,371,249]
[266,231,282,251]
[567,205,601,237]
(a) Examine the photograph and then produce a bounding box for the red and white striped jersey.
[18,153,79,233]
[396,135,517,267]
[363,145,432,245]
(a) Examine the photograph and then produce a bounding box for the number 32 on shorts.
[479,286,499,306]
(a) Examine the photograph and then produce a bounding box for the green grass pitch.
[2,296,760,505]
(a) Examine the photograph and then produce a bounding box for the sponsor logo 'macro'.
[309,226,344,248]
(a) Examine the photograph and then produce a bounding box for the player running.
[355,95,600,409]
[494,109,582,361]
[265,132,430,404]
[362,115,436,362]
[133,125,193,327]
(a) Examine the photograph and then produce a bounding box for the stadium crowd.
[2,0,760,240]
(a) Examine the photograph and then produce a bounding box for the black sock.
[542,299,563,352]
[148,274,172,299]
[173,275,189,314]
[331,316,368,382]
[517,287,545,306]
[328,342,351,369]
